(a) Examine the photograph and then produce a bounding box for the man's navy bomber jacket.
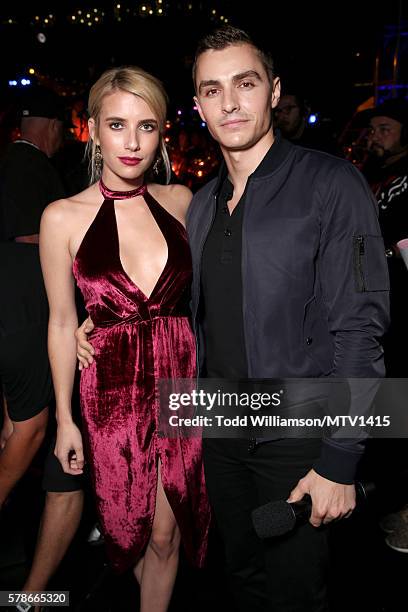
[186,135,390,485]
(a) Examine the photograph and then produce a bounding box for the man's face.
[194,43,280,153]
[274,95,303,137]
[368,116,404,158]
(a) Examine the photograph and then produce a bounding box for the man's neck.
[19,130,47,156]
[221,130,274,193]
[382,148,408,168]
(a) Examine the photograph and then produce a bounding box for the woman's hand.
[75,317,95,370]
[0,419,14,451]
[55,421,85,475]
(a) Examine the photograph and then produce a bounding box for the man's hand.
[287,468,356,527]
[75,317,95,370]
[55,421,85,475]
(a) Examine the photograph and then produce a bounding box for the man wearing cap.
[363,99,408,377]
[0,88,68,506]
[363,98,408,555]
[0,86,65,499]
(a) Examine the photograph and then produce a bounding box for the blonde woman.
[39,66,210,612]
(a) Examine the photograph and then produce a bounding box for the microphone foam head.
[252,500,296,538]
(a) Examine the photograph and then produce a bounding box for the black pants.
[203,438,329,612]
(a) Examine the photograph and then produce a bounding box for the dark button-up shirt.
[200,136,286,379]
[201,177,247,378]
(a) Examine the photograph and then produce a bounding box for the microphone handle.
[292,494,312,522]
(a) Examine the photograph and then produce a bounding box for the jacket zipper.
[354,235,366,292]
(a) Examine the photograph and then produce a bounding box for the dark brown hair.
[192,25,275,92]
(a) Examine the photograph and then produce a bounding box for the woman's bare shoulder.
[42,184,100,224]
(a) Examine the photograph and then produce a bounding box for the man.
[274,92,338,153]
[363,98,408,377]
[363,99,408,554]
[77,26,389,611]
[0,88,85,612]
[274,93,309,140]
[0,86,66,508]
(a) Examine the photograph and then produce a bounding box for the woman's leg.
[136,461,181,612]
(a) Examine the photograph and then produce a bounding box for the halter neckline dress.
[72,186,210,572]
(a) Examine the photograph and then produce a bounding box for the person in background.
[0,87,65,510]
[274,92,339,154]
[363,98,408,555]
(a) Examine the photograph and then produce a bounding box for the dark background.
[0,0,407,128]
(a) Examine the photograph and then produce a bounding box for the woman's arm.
[40,202,84,475]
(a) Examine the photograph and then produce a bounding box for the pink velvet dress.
[72,186,210,573]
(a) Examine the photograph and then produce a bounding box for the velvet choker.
[99,178,147,200]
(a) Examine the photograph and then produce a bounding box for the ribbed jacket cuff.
[313,440,363,484]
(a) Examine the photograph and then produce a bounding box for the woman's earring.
[153,156,161,175]
[94,144,103,173]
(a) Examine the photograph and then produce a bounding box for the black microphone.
[252,480,374,539]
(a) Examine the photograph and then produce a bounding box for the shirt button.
[306,337,313,345]
[224,229,232,237]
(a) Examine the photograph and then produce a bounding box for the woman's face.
[89,88,160,185]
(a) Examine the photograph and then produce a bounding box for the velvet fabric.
[72,189,210,573]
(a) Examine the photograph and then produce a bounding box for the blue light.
[308,113,318,124]
[201,121,206,127]
[8,80,18,86]
[21,78,31,86]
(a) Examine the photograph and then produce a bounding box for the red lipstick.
[118,157,142,166]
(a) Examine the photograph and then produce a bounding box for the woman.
[39,66,210,611]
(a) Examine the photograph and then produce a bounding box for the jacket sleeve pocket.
[353,234,390,292]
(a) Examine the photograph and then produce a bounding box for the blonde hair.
[86,65,171,184]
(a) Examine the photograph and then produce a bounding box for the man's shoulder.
[291,145,368,192]
[188,178,217,211]
[186,178,218,229]
[2,142,54,179]
[191,178,218,203]
[293,144,350,171]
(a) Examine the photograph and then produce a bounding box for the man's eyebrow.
[198,70,263,94]
[232,70,263,83]
[370,121,392,128]
[198,79,221,94]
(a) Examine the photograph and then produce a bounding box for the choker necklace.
[99,178,146,200]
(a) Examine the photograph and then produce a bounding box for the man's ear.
[88,117,98,143]
[49,118,59,134]
[271,77,281,109]
[193,96,206,124]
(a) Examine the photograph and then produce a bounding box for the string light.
[4,6,232,30]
